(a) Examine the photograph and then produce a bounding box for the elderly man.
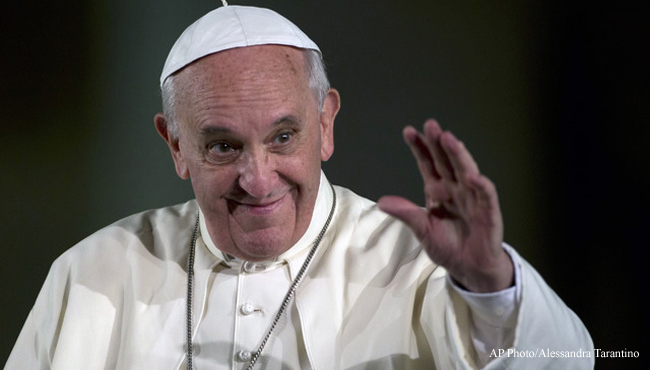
[7,5,593,370]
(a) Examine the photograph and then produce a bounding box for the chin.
[235,229,292,261]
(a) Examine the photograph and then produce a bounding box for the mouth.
[227,194,287,216]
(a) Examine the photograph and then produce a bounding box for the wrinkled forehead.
[160,5,320,88]
[173,45,311,101]
[185,44,307,79]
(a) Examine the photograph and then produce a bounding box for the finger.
[377,195,428,238]
[439,131,480,184]
[425,196,442,211]
[423,119,456,181]
[405,126,452,203]
[403,126,441,180]
[467,173,500,211]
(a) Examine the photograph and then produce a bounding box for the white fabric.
[194,177,514,369]
[160,5,320,87]
[6,174,594,369]
[192,254,308,369]
[191,175,334,369]
[449,251,520,368]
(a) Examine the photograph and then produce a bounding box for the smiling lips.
[228,194,288,216]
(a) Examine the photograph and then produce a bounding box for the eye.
[206,141,239,164]
[209,141,235,154]
[274,132,293,145]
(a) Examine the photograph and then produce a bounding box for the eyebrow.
[199,115,302,136]
[200,126,231,136]
[273,115,301,127]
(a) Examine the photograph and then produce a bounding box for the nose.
[237,149,278,199]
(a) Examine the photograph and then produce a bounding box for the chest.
[192,258,309,369]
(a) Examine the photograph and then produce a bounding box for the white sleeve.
[448,245,522,368]
[433,244,594,369]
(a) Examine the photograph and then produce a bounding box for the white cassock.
[6,173,594,369]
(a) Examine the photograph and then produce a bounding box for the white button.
[243,261,256,273]
[237,350,252,362]
[241,303,255,315]
[243,261,268,273]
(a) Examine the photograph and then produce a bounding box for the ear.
[154,113,190,179]
[319,88,340,161]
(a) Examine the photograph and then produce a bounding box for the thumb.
[377,196,428,237]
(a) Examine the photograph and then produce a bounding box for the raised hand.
[378,119,513,293]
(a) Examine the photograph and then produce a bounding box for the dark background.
[2,1,648,368]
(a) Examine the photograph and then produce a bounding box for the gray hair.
[161,49,330,139]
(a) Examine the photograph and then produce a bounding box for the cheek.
[283,145,321,178]
[190,166,236,205]
[284,155,322,201]
[297,124,324,167]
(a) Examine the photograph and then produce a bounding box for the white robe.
[6,176,594,369]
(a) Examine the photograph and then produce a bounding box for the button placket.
[234,258,292,366]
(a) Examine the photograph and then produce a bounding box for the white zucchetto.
[160,5,321,87]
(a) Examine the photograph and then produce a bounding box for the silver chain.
[186,183,337,369]
[186,212,200,370]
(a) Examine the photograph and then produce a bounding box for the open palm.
[378,119,513,293]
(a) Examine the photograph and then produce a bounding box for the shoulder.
[332,185,421,248]
[52,200,199,275]
[327,185,435,272]
[332,185,390,227]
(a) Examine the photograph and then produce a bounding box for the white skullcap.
[160,5,321,87]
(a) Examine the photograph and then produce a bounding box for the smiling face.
[155,45,339,261]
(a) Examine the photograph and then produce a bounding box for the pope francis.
[6,5,594,370]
